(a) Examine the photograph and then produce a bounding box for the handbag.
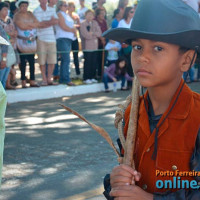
[16,29,37,54]
[16,36,37,54]
[0,41,16,67]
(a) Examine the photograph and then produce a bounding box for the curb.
[6,81,122,104]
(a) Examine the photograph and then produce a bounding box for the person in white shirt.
[33,0,58,86]
[105,40,121,66]
[68,1,81,76]
[77,0,88,23]
[118,6,134,28]
[55,0,76,86]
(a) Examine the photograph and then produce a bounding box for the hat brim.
[103,28,200,51]
[0,36,9,45]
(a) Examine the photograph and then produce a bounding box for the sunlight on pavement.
[40,167,59,175]
[44,115,78,123]
[2,163,35,179]
[1,179,22,190]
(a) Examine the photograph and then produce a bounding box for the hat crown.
[131,0,200,34]
[102,0,200,50]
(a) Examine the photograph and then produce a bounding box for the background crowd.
[0,0,199,92]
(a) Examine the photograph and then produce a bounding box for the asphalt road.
[0,89,130,200]
[1,82,200,200]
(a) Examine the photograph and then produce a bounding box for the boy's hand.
[110,164,141,188]
[110,185,153,200]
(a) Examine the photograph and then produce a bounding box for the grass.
[71,78,84,85]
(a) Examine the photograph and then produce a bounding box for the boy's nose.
[138,50,150,63]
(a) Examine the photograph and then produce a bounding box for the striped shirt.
[33,5,57,43]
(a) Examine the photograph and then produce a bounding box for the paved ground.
[0,82,200,200]
[1,89,130,200]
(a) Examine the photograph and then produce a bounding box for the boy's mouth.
[136,68,152,75]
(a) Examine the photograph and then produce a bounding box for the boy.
[102,0,200,199]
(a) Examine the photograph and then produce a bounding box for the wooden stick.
[123,77,140,169]
[60,104,120,158]
[101,48,105,79]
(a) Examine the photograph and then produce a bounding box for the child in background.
[105,39,121,66]
[103,57,132,92]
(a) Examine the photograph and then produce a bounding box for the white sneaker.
[84,79,92,84]
[91,79,98,83]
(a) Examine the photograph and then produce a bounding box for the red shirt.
[95,18,108,47]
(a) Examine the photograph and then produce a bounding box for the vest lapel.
[138,97,150,138]
[138,79,191,166]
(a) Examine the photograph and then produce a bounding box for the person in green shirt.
[0,35,9,186]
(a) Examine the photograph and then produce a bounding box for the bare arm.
[37,17,58,29]
[57,12,76,33]
[33,10,58,29]
[14,12,39,30]
[73,13,81,28]
[37,20,52,28]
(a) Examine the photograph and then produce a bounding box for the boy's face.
[131,39,190,88]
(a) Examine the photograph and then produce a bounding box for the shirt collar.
[139,79,192,120]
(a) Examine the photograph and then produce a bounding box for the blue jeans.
[53,63,59,77]
[194,63,200,79]
[183,66,194,82]
[0,67,10,89]
[56,38,72,84]
[103,73,126,89]
[53,55,61,76]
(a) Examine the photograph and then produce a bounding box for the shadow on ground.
[0,91,130,200]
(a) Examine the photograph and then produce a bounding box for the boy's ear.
[180,50,196,72]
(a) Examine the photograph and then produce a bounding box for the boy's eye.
[132,45,142,50]
[154,46,163,51]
